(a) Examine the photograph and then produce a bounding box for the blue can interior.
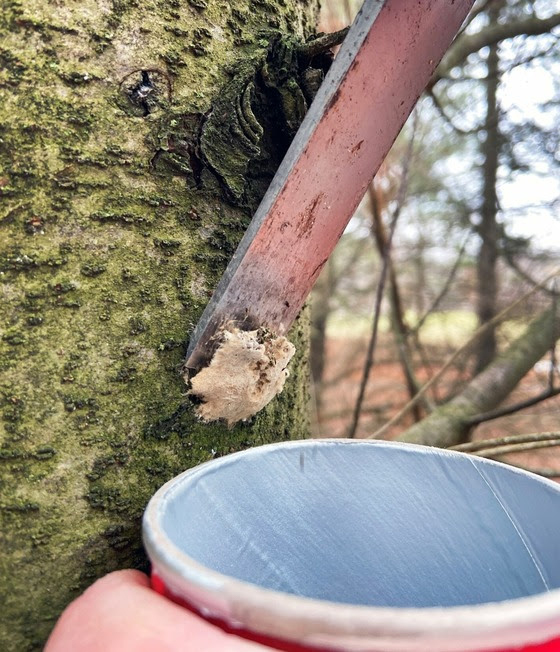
[160,441,560,608]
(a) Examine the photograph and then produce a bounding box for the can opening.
[159,441,560,609]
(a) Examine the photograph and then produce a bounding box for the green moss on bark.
[0,0,317,648]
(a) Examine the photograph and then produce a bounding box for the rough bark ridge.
[0,0,317,648]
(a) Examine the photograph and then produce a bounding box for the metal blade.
[186,0,474,371]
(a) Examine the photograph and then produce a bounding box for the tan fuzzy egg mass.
[188,327,296,426]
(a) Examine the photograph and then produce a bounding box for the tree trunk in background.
[370,191,423,421]
[413,236,427,317]
[310,259,335,417]
[398,306,560,448]
[475,2,502,374]
[0,1,316,648]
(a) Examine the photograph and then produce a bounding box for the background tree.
[431,0,560,373]
[314,0,560,441]
[475,0,503,373]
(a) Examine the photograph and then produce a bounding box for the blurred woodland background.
[311,0,560,477]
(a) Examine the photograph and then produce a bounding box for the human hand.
[46,569,270,651]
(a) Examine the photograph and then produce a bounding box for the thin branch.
[333,236,370,288]
[394,333,428,417]
[465,386,560,426]
[435,33,560,88]
[550,280,558,390]
[322,363,363,388]
[348,117,418,438]
[467,439,560,458]
[427,88,482,136]
[409,237,471,402]
[503,251,560,298]
[410,335,441,404]
[347,210,399,438]
[505,464,560,479]
[368,268,560,440]
[412,235,470,334]
[442,40,560,84]
[502,40,559,73]
[452,431,560,453]
[369,186,427,419]
[434,11,560,84]
[322,401,396,422]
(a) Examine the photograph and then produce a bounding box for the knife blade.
[185,0,475,372]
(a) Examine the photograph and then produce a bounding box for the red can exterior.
[151,572,560,652]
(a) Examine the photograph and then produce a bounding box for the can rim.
[143,439,560,652]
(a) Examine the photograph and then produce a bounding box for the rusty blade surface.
[186,0,475,371]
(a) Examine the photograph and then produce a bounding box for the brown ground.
[312,336,560,479]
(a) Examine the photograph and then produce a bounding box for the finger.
[46,570,269,652]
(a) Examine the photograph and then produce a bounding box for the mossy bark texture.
[0,0,317,648]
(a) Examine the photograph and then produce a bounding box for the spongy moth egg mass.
[187,327,296,426]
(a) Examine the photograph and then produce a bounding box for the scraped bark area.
[189,328,295,425]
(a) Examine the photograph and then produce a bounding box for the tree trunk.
[398,306,560,448]
[310,259,335,417]
[474,2,501,374]
[0,1,317,649]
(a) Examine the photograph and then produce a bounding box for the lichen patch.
[188,327,295,425]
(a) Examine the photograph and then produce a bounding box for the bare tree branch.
[443,39,560,84]
[502,39,560,73]
[348,119,418,438]
[466,439,560,458]
[413,234,470,333]
[452,431,560,453]
[465,386,560,426]
[455,440,560,478]
[369,269,560,441]
[505,464,560,479]
[427,88,483,136]
[347,209,399,438]
[410,335,441,404]
[369,186,428,420]
[392,304,560,448]
[433,11,560,85]
[550,281,558,389]
[503,251,560,298]
[322,401,396,423]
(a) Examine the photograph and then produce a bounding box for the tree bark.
[0,1,316,649]
[474,2,501,374]
[397,306,560,448]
